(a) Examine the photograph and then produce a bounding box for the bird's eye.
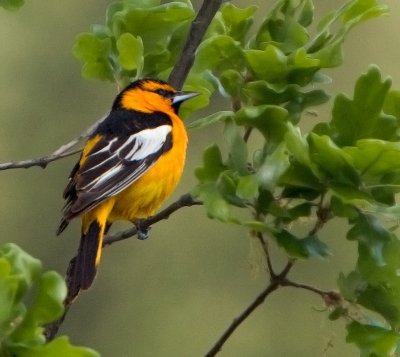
[156,89,167,97]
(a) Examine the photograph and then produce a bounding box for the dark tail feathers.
[67,221,102,302]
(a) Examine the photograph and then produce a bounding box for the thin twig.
[103,193,202,246]
[205,259,296,357]
[0,148,81,171]
[204,282,280,357]
[0,113,107,171]
[255,232,275,277]
[168,0,223,89]
[281,279,342,306]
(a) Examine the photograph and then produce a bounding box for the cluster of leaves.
[190,0,400,355]
[0,243,98,356]
[0,0,24,11]
[73,0,212,117]
[72,0,193,83]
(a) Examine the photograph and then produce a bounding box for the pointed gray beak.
[172,91,199,105]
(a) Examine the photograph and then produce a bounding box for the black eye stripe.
[154,89,174,98]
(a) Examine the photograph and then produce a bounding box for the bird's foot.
[135,220,151,240]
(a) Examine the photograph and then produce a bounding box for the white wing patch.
[79,125,172,194]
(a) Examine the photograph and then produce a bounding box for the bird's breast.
[109,116,188,222]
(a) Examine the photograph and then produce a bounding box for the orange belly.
[109,120,187,222]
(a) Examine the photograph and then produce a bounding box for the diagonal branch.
[0,113,107,171]
[204,282,280,357]
[103,193,202,246]
[168,0,223,89]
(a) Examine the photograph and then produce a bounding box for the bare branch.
[281,279,342,306]
[205,258,296,357]
[204,282,280,357]
[168,0,223,89]
[0,148,81,171]
[255,232,275,277]
[103,193,202,246]
[0,113,107,171]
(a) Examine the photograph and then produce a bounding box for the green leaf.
[0,0,24,11]
[236,175,259,200]
[112,2,194,52]
[344,139,400,177]
[217,171,245,207]
[73,33,111,62]
[383,90,400,119]
[188,111,233,130]
[257,143,290,190]
[347,214,392,266]
[194,183,235,222]
[195,35,245,73]
[298,0,314,27]
[224,120,248,175]
[73,33,113,81]
[220,3,257,42]
[308,133,360,185]
[235,105,288,150]
[280,161,322,190]
[346,321,399,357]
[195,145,226,183]
[12,336,100,357]
[220,70,244,98]
[285,123,319,177]
[326,66,395,146]
[330,195,358,219]
[337,271,364,301]
[341,0,389,29]
[28,272,67,324]
[274,230,330,258]
[245,45,287,82]
[116,33,143,74]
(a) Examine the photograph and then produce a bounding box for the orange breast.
[109,114,188,222]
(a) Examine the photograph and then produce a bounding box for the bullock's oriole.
[57,78,198,292]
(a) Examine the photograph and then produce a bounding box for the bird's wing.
[64,124,172,217]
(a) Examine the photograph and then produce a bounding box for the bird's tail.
[67,219,108,302]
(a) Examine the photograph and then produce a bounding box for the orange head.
[113,78,198,114]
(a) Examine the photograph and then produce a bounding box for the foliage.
[0,243,99,357]
[0,0,24,11]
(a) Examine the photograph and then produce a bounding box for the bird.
[57,78,198,295]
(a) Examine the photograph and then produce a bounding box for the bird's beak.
[172,91,199,105]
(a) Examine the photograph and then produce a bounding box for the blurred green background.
[0,1,399,356]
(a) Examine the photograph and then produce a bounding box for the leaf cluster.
[191,1,400,355]
[0,0,24,11]
[0,243,99,357]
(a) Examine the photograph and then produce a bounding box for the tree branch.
[168,0,223,89]
[281,279,342,306]
[204,282,280,357]
[103,193,201,246]
[204,260,295,357]
[0,113,106,171]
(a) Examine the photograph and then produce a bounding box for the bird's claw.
[135,220,151,240]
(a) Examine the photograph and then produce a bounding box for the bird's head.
[113,78,198,114]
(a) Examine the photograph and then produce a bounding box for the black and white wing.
[63,124,172,219]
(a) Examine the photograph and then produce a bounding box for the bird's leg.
[135,219,151,240]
